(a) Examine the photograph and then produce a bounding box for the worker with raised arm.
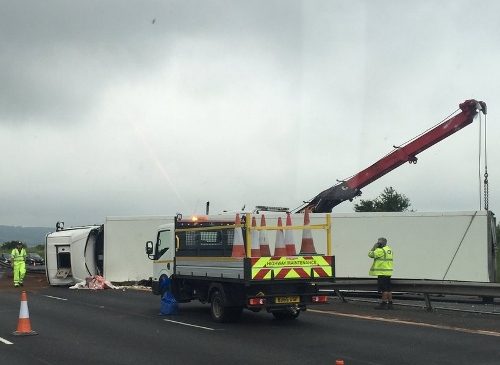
[368,237,394,309]
[11,241,27,287]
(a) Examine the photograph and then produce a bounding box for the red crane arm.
[301,99,486,213]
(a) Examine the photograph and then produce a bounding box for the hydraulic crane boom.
[300,99,487,213]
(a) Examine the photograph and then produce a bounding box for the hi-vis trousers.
[13,261,26,285]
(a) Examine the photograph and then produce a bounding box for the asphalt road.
[1,281,500,365]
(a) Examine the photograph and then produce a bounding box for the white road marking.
[43,295,68,301]
[0,337,13,345]
[310,309,500,337]
[163,319,215,331]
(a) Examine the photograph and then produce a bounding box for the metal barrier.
[319,278,500,310]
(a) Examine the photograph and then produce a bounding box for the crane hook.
[478,101,487,115]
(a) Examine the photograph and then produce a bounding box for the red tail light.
[248,298,266,306]
[312,295,328,303]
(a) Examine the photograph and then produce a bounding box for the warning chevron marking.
[250,256,333,280]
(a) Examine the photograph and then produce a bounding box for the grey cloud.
[0,1,498,227]
[0,1,303,124]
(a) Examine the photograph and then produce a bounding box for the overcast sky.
[1,0,498,227]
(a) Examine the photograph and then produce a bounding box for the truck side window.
[156,230,171,259]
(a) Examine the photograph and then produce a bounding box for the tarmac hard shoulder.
[319,298,500,333]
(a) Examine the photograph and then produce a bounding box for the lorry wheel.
[210,290,227,322]
[210,290,242,323]
[272,308,300,320]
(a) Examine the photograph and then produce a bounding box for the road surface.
[0,277,499,365]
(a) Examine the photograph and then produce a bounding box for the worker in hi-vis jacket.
[11,241,27,287]
[368,237,394,309]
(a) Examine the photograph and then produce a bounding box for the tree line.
[353,186,499,241]
[1,241,44,252]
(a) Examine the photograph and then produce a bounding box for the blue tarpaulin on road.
[159,277,178,315]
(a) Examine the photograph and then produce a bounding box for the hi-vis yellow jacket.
[368,245,393,277]
[11,247,27,263]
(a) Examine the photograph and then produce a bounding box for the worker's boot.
[387,301,394,310]
[374,302,388,310]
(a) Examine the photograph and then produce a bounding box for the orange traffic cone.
[250,217,261,257]
[259,215,271,256]
[284,213,297,255]
[13,291,38,336]
[231,214,246,257]
[273,217,287,256]
[300,208,317,254]
[336,360,345,365]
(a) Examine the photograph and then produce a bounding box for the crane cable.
[478,111,489,211]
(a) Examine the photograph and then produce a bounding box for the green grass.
[0,248,45,256]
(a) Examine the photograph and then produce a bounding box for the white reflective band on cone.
[19,301,29,319]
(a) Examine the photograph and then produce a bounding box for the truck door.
[153,224,175,284]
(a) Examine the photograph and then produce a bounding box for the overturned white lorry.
[45,216,174,285]
[45,210,497,286]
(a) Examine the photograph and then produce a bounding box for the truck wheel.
[210,290,242,323]
[210,290,227,322]
[272,307,300,320]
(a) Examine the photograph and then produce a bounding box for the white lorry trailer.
[330,210,496,282]
[45,215,174,285]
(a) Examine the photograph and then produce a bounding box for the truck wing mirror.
[145,241,154,259]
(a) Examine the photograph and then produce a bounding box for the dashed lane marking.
[309,309,500,338]
[163,319,216,331]
[0,337,13,345]
[43,295,68,301]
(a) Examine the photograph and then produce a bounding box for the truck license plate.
[275,296,300,304]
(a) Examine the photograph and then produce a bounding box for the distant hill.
[0,225,54,246]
